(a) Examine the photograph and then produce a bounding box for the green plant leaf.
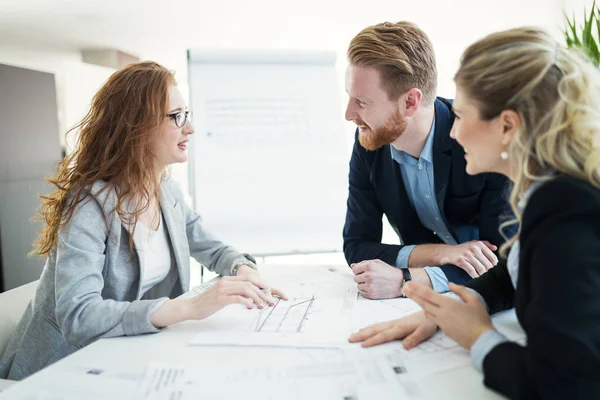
[565,13,581,47]
[565,33,573,48]
[596,3,600,53]
[582,7,594,48]
[563,1,600,66]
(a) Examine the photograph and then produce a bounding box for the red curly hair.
[33,61,176,256]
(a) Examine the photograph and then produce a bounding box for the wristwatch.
[400,268,412,298]
[231,258,258,276]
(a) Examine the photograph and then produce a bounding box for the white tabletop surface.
[1,264,520,399]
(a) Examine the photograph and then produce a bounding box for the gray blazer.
[0,179,253,380]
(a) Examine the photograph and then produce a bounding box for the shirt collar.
[390,115,436,165]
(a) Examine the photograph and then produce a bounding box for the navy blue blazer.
[342,97,513,283]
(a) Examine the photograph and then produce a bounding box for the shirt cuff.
[470,329,508,372]
[395,245,417,268]
[424,266,449,292]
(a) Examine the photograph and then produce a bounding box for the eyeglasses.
[167,110,190,128]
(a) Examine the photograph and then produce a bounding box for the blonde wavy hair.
[454,27,600,255]
[32,61,176,256]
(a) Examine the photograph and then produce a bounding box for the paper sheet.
[24,364,142,400]
[189,293,355,348]
[351,296,421,332]
[188,265,359,348]
[138,355,422,400]
[182,266,525,377]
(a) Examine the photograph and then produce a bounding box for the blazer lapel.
[433,98,454,217]
[379,148,431,244]
[389,156,421,234]
[91,182,147,299]
[160,186,189,293]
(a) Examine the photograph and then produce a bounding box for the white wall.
[564,0,597,16]
[167,0,566,246]
[0,44,194,193]
[0,0,578,266]
[61,61,115,152]
[143,0,566,162]
[0,0,571,191]
[0,0,579,153]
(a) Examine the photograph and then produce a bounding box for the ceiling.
[0,0,362,57]
[0,0,576,52]
[0,0,579,79]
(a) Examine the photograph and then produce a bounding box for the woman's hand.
[150,274,281,328]
[186,275,280,321]
[348,310,438,348]
[403,281,494,349]
[235,265,288,300]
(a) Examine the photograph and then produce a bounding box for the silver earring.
[500,151,509,160]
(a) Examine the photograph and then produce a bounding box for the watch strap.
[400,268,412,298]
[231,258,258,276]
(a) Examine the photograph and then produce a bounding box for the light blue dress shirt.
[391,118,456,292]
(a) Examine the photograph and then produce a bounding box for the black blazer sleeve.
[481,177,600,399]
[465,259,515,314]
[342,132,404,266]
[463,172,516,313]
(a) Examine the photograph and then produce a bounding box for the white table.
[1,264,520,399]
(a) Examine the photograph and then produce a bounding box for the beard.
[356,110,407,151]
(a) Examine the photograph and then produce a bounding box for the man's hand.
[351,259,404,299]
[440,240,498,278]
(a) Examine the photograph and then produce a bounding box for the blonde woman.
[350,28,600,399]
[0,61,286,381]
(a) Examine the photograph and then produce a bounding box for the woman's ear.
[499,109,521,146]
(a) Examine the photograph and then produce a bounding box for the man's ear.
[401,88,423,118]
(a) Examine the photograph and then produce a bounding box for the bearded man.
[343,21,514,299]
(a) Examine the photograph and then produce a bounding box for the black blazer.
[466,176,600,399]
[342,98,512,283]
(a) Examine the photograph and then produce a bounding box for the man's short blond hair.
[348,21,438,104]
